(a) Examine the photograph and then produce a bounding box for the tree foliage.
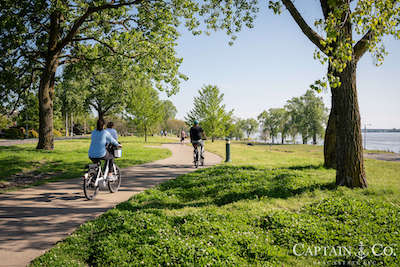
[241,118,259,139]
[285,90,327,144]
[126,85,163,142]
[257,108,286,144]
[186,85,233,142]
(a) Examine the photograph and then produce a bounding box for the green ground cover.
[32,141,400,266]
[0,136,171,192]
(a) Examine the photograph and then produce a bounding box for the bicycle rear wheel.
[83,169,99,200]
[108,164,121,193]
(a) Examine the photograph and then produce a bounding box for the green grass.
[31,141,400,266]
[0,136,171,192]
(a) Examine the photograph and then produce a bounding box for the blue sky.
[161,2,400,129]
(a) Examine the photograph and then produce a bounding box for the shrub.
[0,115,11,129]
[28,129,39,138]
[3,127,25,139]
[53,129,62,137]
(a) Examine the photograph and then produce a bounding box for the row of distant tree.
[0,85,186,142]
[185,85,327,144]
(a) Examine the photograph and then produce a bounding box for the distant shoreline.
[363,129,400,133]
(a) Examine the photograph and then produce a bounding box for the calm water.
[362,132,400,153]
[256,132,400,153]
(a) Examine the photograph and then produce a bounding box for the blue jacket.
[88,130,119,158]
[105,128,118,140]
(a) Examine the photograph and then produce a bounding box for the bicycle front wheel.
[108,165,121,193]
[83,169,99,200]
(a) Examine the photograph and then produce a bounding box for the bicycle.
[83,146,122,200]
[192,142,204,168]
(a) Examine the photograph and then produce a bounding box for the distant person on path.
[89,119,120,177]
[105,121,118,141]
[160,130,164,137]
[180,129,186,144]
[190,120,207,158]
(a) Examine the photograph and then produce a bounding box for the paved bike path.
[0,143,222,266]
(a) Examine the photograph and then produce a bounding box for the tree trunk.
[37,11,61,150]
[70,112,74,136]
[37,57,59,149]
[302,136,307,144]
[65,112,69,137]
[212,136,215,142]
[312,132,317,145]
[98,111,105,121]
[324,98,337,168]
[281,134,284,144]
[333,61,367,188]
[144,125,147,142]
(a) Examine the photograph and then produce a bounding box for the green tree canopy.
[126,85,163,142]
[257,108,286,144]
[241,118,259,139]
[186,85,233,142]
[160,100,178,128]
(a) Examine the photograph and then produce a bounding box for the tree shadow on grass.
[286,163,325,170]
[214,176,336,206]
[115,165,337,213]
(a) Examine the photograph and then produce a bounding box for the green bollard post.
[225,137,231,162]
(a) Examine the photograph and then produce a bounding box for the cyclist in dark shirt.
[190,120,206,159]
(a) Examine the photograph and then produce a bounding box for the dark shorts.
[90,150,114,171]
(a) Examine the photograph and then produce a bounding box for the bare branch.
[282,0,326,53]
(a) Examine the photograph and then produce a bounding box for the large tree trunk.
[281,134,284,144]
[324,63,337,168]
[324,97,336,168]
[37,11,61,150]
[333,61,367,188]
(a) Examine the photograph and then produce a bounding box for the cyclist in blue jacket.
[89,119,120,176]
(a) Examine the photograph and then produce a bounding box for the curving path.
[0,143,221,266]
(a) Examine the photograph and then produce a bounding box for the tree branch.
[57,0,142,52]
[353,29,373,63]
[72,36,147,59]
[319,0,330,19]
[282,0,326,53]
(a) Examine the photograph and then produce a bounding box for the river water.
[362,132,400,153]
[256,132,400,153]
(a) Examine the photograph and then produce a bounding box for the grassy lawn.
[31,141,400,266]
[0,136,172,192]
